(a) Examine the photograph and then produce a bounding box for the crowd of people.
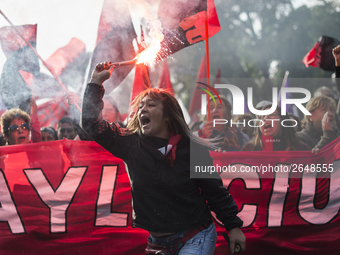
[0,43,339,254]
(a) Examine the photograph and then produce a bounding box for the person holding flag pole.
[81,61,246,255]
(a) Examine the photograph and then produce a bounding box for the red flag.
[46,38,90,91]
[302,35,340,72]
[188,55,206,121]
[213,68,221,94]
[0,24,39,113]
[157,0,221,59]
[46,38,85,77]
[129,65,151,109]
[129,26,151,110]
[87,0,137,94]
[36,95,69,129]
[0,24,37,59]
[158,60,174,95]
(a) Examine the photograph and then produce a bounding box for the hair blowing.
[127,88,214,148]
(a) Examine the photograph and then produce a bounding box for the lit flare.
[109,41,162,68]
[135,41,161,64]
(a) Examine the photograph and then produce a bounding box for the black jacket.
[82,83,242,233]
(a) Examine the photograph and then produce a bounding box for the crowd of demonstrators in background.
[197,95,247,152]
[0,45,340,148]
[241,105,310,151]
[57,116,77,140]
[40,126,58,142]
[81,62,246,255]
[297,95,339,153]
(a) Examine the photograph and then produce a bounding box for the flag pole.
[0,10,81,112]
[205,0,211,121]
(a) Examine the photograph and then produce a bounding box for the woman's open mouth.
[141,116,150,127]
[18,136,27,142]
[263,123,272,132]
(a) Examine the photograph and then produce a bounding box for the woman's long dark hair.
[252,105,300,151]
[127,88,214,148]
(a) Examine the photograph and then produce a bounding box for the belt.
[146,218,213,255]
[182,217,213,242]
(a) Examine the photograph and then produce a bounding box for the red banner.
[1,138,340,254]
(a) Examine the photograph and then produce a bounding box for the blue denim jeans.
[148,223,217,255]
[179,223,217,255]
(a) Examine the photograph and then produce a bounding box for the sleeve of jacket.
[313,129,339,151]
[192,143,243,231]
[81,83,131,159]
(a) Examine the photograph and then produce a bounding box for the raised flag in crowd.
[302,35,340,72]
[157,0,221,59]
[35,38,90,128]
[0,24,39,114]
[86,0,137,94]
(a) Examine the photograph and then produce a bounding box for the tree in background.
[166,0,340,107]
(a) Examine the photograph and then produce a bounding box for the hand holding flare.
[109,40,162,68]
[90,41,162,84]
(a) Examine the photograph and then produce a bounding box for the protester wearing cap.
[1,108,32,145]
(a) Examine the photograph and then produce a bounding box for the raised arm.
[81,62,132,160]
[81,62,114,135]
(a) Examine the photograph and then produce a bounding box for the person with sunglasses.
[0,108,32,145]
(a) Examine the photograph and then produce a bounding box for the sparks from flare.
[109,39,162,68]
[135,41,161,65]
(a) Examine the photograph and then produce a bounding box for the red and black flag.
[157,0,221,59]
[87,0,137,94]
[0,24,40,113]
[302,35,340,72]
